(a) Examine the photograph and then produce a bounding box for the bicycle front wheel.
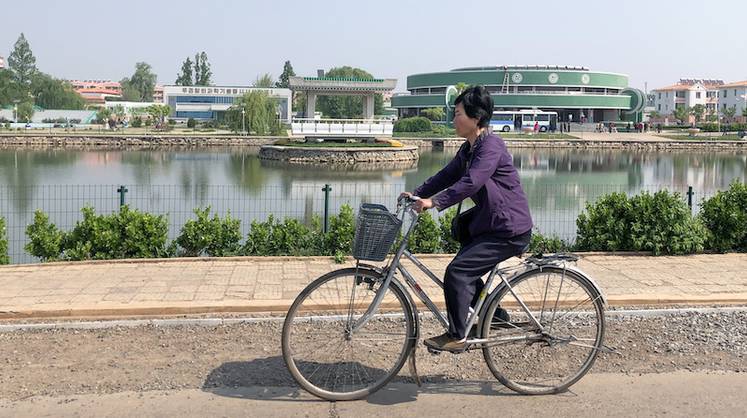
[281,267,415,401]
[481,266,605,395]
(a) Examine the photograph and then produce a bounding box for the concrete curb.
[3,294,747,321]
[2,306,746,332]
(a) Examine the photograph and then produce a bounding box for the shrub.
[699,181,747,252]
[325,204,355,257]
[175,207,242,257]
[242,215,324,256]
[628,191,706,255]
[576,192,632,251]
[63,206,169,260]
[131,116,143,128]
[438,207,460,253]
[0,217,9,265]
[408,211,441,253]
[576,190,706,255]
[394,116,432,133]
[25,210,64,261]
[187,118,196,128]
[528,232,573,254]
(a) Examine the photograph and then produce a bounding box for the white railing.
[291,118,394,137]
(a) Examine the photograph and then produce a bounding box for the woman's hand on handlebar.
[398,192,433,213]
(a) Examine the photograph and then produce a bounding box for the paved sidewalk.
[1,253,746,320]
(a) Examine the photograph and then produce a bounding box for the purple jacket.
[413,133,533,238]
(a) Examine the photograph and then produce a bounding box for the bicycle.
[281,197,608,401]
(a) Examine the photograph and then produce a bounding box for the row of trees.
[2,33,388,123]
[651,104,747,125]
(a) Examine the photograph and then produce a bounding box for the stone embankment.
[258,144,419,164]
[0,135,279,147]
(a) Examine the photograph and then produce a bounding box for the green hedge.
[576,190,706,255]
[394,117,432,133]
[698,181,747,252]
[0,217,9,265]
[15,183,747,263]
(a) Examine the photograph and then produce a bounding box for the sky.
[1,0,746,93]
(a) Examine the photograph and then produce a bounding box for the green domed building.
[391,65,645,124]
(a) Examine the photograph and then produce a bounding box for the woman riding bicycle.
[400,85,533,352]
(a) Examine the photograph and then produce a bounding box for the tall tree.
[226,90,280,135]
[275,60,295,88]
[253,73,275,88]
[0,70,25,107]
[121,62,157,102]
[175,57,193,86]
[31,73,85,110]
[7,33,37,89]
[193,51,212,86]
[316,66,383,118]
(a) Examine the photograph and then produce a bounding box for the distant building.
[717,80,747,118]
[68,80,123,105]
[0,55,5,70]
[68,80,164,105]
[163,85,292,122]
[651,79,722,116]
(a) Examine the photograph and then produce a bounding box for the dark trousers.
[444,230,532,339]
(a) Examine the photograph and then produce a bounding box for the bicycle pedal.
[426,346,442,355]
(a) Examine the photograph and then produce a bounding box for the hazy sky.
[2,0,745,92]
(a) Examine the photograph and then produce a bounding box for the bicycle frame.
[351,200,547,346]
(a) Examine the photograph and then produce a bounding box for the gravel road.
[1,310,745,401]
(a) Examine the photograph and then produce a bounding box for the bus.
[490,110,558,132]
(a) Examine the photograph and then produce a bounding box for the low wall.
[398,137,747,151]
[258,145,419,164]
[0,135,279,147]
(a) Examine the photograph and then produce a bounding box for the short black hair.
[454,85,494,128]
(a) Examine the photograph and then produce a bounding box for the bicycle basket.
[352,203,403,262]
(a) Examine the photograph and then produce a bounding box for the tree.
[120,62,157,102]
[0,69,25,107]
[648,110,661,120]
[8,33,38,89]
[175,57,193,86]
[723,105,737,123]
[31,73,85,110]
[455,82,470,94]
[673,106,691,125]
[16,101,34,122]
[316,66,384,118]
[146,104,171,127]
[193,52,212,86]
[226,90,280,135]
[742,106,747,118]
[422,107,445,121]
[691,104,705,124]
[95,107,111,125]
[253,73,275,88]
[276,60,295,88]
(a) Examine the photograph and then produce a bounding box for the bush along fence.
[9,180,747,264]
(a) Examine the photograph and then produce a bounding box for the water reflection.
[0,145,745,263]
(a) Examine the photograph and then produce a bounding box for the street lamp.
[241,107,246,136]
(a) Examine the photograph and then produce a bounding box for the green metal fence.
[0,183,716,264]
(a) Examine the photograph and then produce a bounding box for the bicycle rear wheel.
[281,267,415,401]
[481,266,605,395]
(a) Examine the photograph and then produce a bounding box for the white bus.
[490,110,558,132]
